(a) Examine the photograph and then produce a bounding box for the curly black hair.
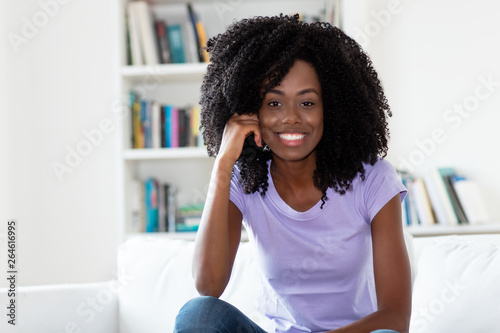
[200,14,391,205]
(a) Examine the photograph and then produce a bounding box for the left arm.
[328,194,412,333]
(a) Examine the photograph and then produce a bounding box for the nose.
[281,105,302,125]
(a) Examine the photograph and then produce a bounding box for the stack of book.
[130,178,204,233]
[129,91,203,149]
[399,167,490,227]
[126,1,209,66]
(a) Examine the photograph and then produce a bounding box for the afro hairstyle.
[199,14,391,206]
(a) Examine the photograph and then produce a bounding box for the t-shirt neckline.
[266,160,333,220]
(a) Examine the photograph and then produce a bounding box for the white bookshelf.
[123,147,208,160]
[121,63,208,82]
[405,223,500,237]
[116,0,338,241]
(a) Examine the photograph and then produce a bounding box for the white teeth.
[278,133,306,140]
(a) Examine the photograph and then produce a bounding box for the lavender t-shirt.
[230,158,407,333]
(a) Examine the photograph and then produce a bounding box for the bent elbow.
[193,271,227,298]
[194,278,225,298]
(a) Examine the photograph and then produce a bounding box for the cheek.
[258,113,279,134]
[261,128,275,144]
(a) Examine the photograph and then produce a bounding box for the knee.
[178,296,220,315]
[174,296,225,332]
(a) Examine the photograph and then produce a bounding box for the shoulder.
[362,157,398,180]
[358,157,407,221]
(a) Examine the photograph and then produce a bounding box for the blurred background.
[0,0,499,288]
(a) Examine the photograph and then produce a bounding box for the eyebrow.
[267,88,320,96]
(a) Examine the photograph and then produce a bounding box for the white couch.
[2,232,500,333]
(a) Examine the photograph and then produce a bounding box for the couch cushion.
[410,235,500,333]
[0,282,118,333]
[118,236,271,333]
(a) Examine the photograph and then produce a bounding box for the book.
[130,179,144,233]
[151,101,161,149]
[183,19,200,63]
[195,20,210,62]
[160,105,166,148]
[133,1,160,65]
[165,104,173,147]
[190,105,202,147]
[155,20,171,64]
[141,100,151,148]
[125,15,133,66]
[187,3,208,62]
[170,106,179,148]
[129,91,143,149]
[411,178,436,226]
[167,185,177,232]
[157,183,167,232]
[144,178,159,232]
[452,177,491,224]
[178,108,187,147]
[154,3,202,63]
[130,94,203,150]
[167,25,186,63]
[405,178,421,226]
[126,2,144,65]
[424,168,459,225]
[439,168,468,224]
[176,203,203,232]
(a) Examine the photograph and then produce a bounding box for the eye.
[301,101,315,107]
[267,101,282,107]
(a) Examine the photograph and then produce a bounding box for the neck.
[270,154,317,189]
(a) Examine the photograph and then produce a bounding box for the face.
[259,60,324,163]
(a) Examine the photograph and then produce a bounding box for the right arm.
[192,114,262,297]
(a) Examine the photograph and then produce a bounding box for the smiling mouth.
[277,133,306,141]
[275,132,308,146]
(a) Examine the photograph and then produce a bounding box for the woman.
[175,14,412,333]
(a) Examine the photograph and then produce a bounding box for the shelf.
[123,147,209,160]
[121,63,208,82]
[404,223,500,237]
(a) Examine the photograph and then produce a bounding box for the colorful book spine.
[171,107,179,148]
[145,178,159,232]
[165,104,172,148]
[160,105,166,148]
[155,20,171,64]
[167,24,186,63]
[151,101,161,149]
[439,168,468,224]
[130,94,203,150]
[412,178,436,226]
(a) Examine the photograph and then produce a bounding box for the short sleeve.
[363,158,407,222]
[229,166,246,215]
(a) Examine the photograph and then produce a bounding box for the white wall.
[344,0,500,221]
[0,0,119,287]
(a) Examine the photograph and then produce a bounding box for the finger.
[252,127,263,147]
